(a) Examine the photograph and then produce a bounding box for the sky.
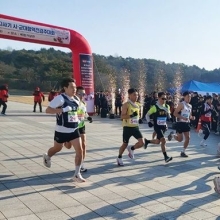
[1,0,220,70]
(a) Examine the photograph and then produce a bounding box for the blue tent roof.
[169,80,220,94]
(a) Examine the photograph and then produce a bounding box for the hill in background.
[0,48,219,93]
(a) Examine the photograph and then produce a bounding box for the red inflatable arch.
[0,14,94,114]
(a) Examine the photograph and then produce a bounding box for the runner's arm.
[46,95,64,114]
[121,103,130,119]
[145,106,156,122]
[173,103,185,120]
[167,105,171,119]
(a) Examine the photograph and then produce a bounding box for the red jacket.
[200,103,212,122]
[33,91,45,102]
[48,91,58,102]
[0,89,8,102]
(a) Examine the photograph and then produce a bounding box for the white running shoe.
[73,173,86,183]
[200,140,207,146]
[43,153,51,168]
[117,157,124,166]
[127,146,134,159]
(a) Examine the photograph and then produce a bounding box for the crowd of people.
[2,79,220,183]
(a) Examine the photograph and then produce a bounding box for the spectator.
[33,87,45,112]
[115,92,122,116]
[48,89,58,102]
[0,84,9,115]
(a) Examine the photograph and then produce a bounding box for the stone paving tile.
[185,210,216,219]
[176,215,197,220]
[7,214,40,220]
[1,101,220,220]
[0,212,6,220]
[206,206,220,216]
[0,202,33,219]
[36,209,70,220]
[62,205,101,219]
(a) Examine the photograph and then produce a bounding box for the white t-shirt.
[49,94,79,133]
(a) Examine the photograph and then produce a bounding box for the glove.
[87,116,93,123]
[62,106,72,113]
[130,111,138,118]
[139,119,143,124]
[148,122,154,127]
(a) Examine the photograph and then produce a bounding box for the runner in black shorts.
[117,88,144,166]
[144,92,173,163]
[123,127,143,144]
[168,91,195,157]
[43,78,86,183]
[64,86,93,172]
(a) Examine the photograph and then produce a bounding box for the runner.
[168,91,195,157]
[64,86,93,173]
[117,88,144,166]
[43,78,86,183]
[199,95,216,146]
[144,92,173,163]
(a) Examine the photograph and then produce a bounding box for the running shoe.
[73,173,86,183]
[43,153,51,168]
[117,157,124,166]
[200,141,207,146]
[80,167,88,172]
[180,152,188,157]
[127,146,134,159]
[168,131,174,141]
[165,156,173,163]
[144,138,149,149]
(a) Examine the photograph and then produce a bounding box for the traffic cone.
[196,117,202,133]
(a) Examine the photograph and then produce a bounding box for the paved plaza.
[1,101,220,220]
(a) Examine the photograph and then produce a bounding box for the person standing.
[33,87,45,112]
[117,88,144,166]
[168,92,195,157]
[94,92,100,115]
[115,92,123,116]
[43,78,86,183]
[144,92,173,163]
[0,84,9,115]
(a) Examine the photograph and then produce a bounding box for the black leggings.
[202,121,210,140]
[0,100,7,114]
[33,102,42,112]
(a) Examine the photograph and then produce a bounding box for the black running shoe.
[168,131,174,141]
[180,152,188,157]
[165,156,173,163]
[144,138,149,149]
[80,167,88,173]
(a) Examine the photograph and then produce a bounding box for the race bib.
[182,113,190,119]
[68,112,78,123]
[157,117,167,125]
[205,112,211,117]
[130,117,138,124]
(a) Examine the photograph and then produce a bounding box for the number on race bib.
[68,113,78,123]
[130,118,138,124]
[157,117,167,125]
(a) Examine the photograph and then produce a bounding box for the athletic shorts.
[154,125,167,140]
[176,122,191,133]
[54,129,80,144]
[123,126,143,143]
[79,126,86,134]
